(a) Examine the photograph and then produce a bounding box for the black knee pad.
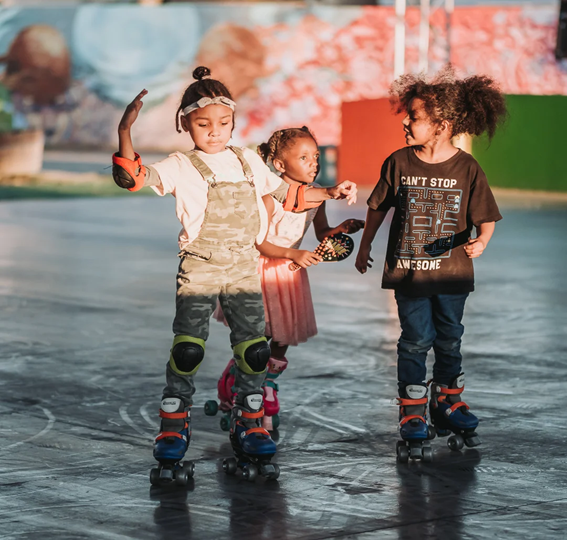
[244,341,271,373]
[171,342,205,374]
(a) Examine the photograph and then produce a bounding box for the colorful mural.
[0,3,566,150]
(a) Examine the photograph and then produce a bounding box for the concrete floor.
[0,191,566,539]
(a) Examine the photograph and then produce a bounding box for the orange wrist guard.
[283,184,308,213]
[112,152,146,192]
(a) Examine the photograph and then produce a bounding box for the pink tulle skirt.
[213,256,317,346]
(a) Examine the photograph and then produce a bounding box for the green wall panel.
[472,95,567,192]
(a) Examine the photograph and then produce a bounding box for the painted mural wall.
[0,3,565,151]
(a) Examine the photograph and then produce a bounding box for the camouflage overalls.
[163,146,268,405]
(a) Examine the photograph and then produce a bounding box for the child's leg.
[395,292,436,392]
[154,256,218,466]
[262,340,289,431]
[429,293,480,448]
[220,267,276,458]
[394,292,436,447]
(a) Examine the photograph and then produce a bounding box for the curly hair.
[389,65,507,140]
[257,126,317,164]
[175,66,234,133]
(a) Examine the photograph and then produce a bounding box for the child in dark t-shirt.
[355,68,507,460]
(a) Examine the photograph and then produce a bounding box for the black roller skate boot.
[223,392,279,481]
[150,397,194,486]
[396,384,434,463]
[429,373,481,451]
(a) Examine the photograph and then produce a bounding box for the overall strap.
[228,146,255,186]
[185,150,216,186]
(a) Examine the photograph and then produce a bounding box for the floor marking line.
[305,409,366,433]
[139,403,159,429]
[300,415,348,434]
[119,405,153,440]
[2,407,56,451]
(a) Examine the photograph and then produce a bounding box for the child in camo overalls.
[112,66,357,480]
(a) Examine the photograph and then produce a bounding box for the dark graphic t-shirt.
[368,147,502,297]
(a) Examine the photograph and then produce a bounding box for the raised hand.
[119,89,148,133]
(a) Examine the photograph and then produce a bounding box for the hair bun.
[193,66,211,81]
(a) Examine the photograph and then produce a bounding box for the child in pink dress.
[214,126,364,430]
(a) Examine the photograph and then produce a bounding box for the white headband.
[182,96,236,116]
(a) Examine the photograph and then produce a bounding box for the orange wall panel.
[339,99,405,186]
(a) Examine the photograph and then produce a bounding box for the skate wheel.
[427,426,436,440]
[175,468,189,486]
[242,463,258,482]
[150,468,161,486]
[422,446,433,462]
[223,457,238,476]
[204,400,219,416]
[220,414,231,432]
[260,463,280,480]
[447,435,464,451]
[181,461,195,478]
[272,414,280,430]
[464,433,481,448]
[396,443,409,463]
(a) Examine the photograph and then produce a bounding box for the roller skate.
[203,358,235,431]
[396,384,434,463]
[223,392,280,481]
[429,373,481,451]
[261,357,288,431]
[150,397,195,486]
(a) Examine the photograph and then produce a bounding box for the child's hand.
[338,218,365,234]
[355,246,373,274]
[328,181,358,205]
[464,238,486,258]
[118,89,148,132]
[291,250,323,269]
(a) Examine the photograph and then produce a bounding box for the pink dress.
[214,197,319,346]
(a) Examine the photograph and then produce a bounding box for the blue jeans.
[395,292,469,394]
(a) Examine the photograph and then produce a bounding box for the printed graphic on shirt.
[396,184,463,264]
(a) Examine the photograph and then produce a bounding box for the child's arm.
[118,89,147,160]
[256,195,323,268]
[464,221,495,259]
[355,207,389,274]
[312,202,365,242]
[113,90,162,192]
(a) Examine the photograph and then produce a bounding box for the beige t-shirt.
[266,190,319,250]
[146,147,288,250]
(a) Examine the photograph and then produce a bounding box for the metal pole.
[419,0,430,73]
[394,0,406,77]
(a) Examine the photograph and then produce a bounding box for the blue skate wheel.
[204,400,219,416]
